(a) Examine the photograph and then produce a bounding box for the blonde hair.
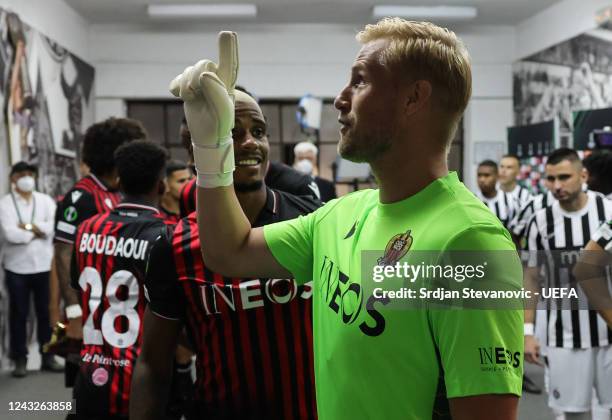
[357,18,472,120]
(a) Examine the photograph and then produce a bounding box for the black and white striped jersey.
[592,219,612,252]
[508,184,532,209]
[525,191,612,349]
[509,190,556,238]
[476,189,517,229]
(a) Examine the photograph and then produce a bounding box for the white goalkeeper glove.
[169,31,239,188]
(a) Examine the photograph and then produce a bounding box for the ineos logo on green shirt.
[478,347,521,369]
[320,256,389,336]
[64,206,78,222]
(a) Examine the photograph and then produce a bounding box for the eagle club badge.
[377,229,413,266]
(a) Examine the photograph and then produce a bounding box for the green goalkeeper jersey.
[264,172,523,419]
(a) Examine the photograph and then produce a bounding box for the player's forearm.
[197,185,252,271]
[130,363,172,420]
[450,395,518,420]
[131,309,179,420]
[49,259,61,326]
[54,243,79,306]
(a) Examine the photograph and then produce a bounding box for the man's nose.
[240,133,258,149]
[334,85,350,111]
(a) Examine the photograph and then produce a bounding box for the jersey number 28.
[78,267,140,349]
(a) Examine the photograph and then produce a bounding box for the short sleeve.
[524,215,543,267]
[263,211,316,285]
[431,225,523,399]
[592,220,612,252]
[144,232,184,320]
[54,190,98,244]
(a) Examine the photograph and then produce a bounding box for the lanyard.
[10,192,35,225]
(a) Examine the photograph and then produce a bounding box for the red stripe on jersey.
[179,178,197,217]
[237,289,259,408]
[255,303,276,409]
[273,300,294,420]
[210,272,227,409]
[290,294,308,418]
[222,278,241,411]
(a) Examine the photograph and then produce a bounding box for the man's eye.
[352,78,365,87]
[252,128,266,138]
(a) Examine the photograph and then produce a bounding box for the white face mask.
[294,159,314,176]
[16,176,35,193]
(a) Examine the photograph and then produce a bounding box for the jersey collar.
[89,174,109,191]
[253,187,278,227]
[117,202,161,214]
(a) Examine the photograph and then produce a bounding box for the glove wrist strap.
[192,136,235,175]
[196,171,233,188]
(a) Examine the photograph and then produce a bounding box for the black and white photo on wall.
[513,29,612,139]
[0,8,95,198]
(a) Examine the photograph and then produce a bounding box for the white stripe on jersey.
[476,189,516,229]
[509,184,532,209]
[525,191,612,349]
[509,190,555,237]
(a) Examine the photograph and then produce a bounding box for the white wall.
[0,0,89,60]
[516,0,609,59]
[90,23,515,189]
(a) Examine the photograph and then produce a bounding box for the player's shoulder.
[273,188,322,215]
[597,192,612,210]
[180,178,196,196]
[439,181,502,227]
[76,210,112,234]
[527,202,552,228]
[72,176,99,194]
[117,208,167,230]
[58,181,96,208]
[309,188,378,225]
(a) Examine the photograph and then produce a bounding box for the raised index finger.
[217,31,238,93]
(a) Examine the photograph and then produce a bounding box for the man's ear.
[404,80,433,117]
[158,179,166,196]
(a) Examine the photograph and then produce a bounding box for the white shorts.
[545,345,612,413]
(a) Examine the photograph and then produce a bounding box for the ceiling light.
[147,4,257,19]
[372,5,478,21]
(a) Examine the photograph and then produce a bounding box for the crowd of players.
[2,17,612,420]
[474,151,612,419]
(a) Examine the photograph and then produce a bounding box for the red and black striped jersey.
[160,205,181,226]
[145,188,321,420]
[55,174,122,244]
[70,203,167,417]
[178,178,197,219]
